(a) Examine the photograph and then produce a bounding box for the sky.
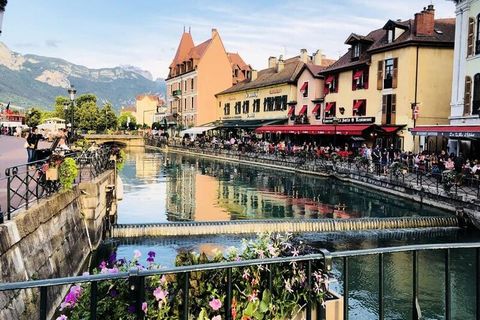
[0,0,456,79]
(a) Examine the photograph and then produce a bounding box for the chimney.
[313,49,323,66]
[268,56,278,68]
[250,70,258,81]
[211,28,218,38]
[277,55,285,72]
[300,49,309,63]
[414,5,435,36]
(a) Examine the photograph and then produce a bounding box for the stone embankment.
[0,170,116,320]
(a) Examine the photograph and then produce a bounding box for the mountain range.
[0,42,166,111]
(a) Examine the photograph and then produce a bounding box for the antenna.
[183,25,185,33]
[189,26,191,33]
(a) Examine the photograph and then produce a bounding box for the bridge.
[83,134,145,148]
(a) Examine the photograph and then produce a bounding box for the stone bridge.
[83,134,145,148]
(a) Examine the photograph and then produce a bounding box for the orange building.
[166,29,251,128]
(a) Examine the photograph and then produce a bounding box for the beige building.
[166,29,251,128]
[135,95,164,127]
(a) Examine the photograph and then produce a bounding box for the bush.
[59,158,78,190]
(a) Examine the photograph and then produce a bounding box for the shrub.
[59,158,78,190]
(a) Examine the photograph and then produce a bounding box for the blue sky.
[1,0,455,79]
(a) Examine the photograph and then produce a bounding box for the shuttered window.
[377,61,383,90]
[392,58,398,89]
[464,76,472,116]
[473,74,480,115]
[468,17,475,57]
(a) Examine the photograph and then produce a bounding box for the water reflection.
[117,150,450,224]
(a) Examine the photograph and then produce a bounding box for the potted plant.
[43,154,64,181]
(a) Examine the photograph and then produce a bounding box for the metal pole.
[412,250,421,319]
[477,248,480,320]
[90,281,98,320]
[39,286,47,320]
[379,253,384,320]
[344,256,349,320]
[182,272,189,320]
[445,249,451,320]
[225,268,232,320]
[306,260,312,320]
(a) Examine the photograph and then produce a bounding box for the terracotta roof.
[217,59,305,95]
[187,38,212,60]
[228,52,249,70]
[169,32,195,68]
[136,94,165,105]
[321,18,455,74]
[121,106,136,113]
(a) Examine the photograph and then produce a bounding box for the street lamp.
[67,85,76,136]
[332,117,339,149]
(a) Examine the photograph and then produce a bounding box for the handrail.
[1,242,479,291]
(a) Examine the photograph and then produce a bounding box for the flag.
[5,102,10,110]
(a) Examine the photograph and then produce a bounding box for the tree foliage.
[118,112,137,130]
[25,107,42,127]
[0,0,7,12]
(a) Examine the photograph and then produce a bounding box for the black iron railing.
[2,147,113,222]
[0,243,479,320]
[147,140,480,206]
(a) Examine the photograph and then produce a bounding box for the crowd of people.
[24,127,71,163]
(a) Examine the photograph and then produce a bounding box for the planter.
[292,290,344,320]
[109,155,117,161]
[46,167,59,181]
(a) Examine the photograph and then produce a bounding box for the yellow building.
[215,50,335,130]
[319,5,455,151]
[135,95,164,127]
[166,29,251,128]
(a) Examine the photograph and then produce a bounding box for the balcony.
[172,90,182,97]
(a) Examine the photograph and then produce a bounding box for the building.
[166,29,251,129]
[215,50,335,133]
[135,94,164,127]
[0,102,25,124]
[412,0,480,157]
[318,5,455,152]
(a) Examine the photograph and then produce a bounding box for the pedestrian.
[25,127,41,163]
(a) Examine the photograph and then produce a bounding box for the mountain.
[0,42,166,111]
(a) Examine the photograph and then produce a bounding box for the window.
[477,14,480,55]
[325,75,338,94]
[184,80,187,91]
[324,102,336,118]
[465,76,472,115]
[184,98,187,111]
[353,99,366,116]
[384,59,394,88]
[382,94,396,125]
[224,103,230,116]
[300,81,309,97]
[353,44,360,58]
[352,68,369,90]
[234,102,241,114]
[387,29,394,43]
[191,78,194,91]
[468,17,475,56]
[473,73,480,115]
[242,100,250,114]
[191,97,194,110]
[282,95,288,110]
[379,58,397,89]
[253,99,260,112]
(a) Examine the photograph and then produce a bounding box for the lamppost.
[67,85,76,136]
[332,117,339,149]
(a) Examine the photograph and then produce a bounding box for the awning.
[298,105,307,115]
[300,82,308,91]
[353,100,363,111]
[325,75,335,84]
[255,124,375,136]
[325,102,334,112]
[180,126,218,136]
[287,105,295,116]
[353,70,364,80]
[312,104,321,114]
[381,125,405,133]
[218,118,286,129]
[323,87,330,95]
[410,125,480,138]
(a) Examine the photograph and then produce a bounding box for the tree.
[53,96,69,120]
[118,112,136,130]
[0,0,7,12]
[76,101,100,131]
[98,103,118,132]
[25,107,42,127]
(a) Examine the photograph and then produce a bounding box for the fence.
[147,139,480,207]
[1,147,113,222]
[0,242,478,320]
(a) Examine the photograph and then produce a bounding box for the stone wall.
[0,170,115,320]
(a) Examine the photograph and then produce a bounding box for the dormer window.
[353,44,360,58]
[387,29,395,43]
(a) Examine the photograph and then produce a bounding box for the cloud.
[45,39,61,48]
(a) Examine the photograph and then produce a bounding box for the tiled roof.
[169,32,195,68]
[187,39,212,60]
[228,52,250,70]
[321,18,455,74]
[121,106,136,113]
[217,59,305,95]
[136,94,165,104]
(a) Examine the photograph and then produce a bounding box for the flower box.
[46,167,59,181]
[292,290,344,320]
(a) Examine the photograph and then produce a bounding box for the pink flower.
[56,316,67,320]
[133,250,142,259]
[209,298,222,311]
[142,302,148,314]
[291,248,299,257]
[160,275,167,285]
[212,316,222,320]
[242,269,250,280]
[153,287,168,301]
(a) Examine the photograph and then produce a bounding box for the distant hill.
[0,42,166,111]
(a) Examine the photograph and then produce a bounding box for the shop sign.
[323,117,375,124]
[222,115,242,120]
[245,92,258,98]
[269,88,282,94]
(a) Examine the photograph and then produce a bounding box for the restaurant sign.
[323,117,375,124]
[414,131,480,138]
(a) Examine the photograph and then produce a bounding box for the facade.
[320,5,455,152]
[166,29,251,128]
[135,94,164,127]
[216,50,334,129]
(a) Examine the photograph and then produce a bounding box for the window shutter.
[353,99,357,116]
[364,69,369,89]
[377,61,384,90]
[391,95,396,125]
[352,71,357,91]
[464,76,472,115]
[468,18,475,57]
[334,75,339,93]
[382,95,387,124]
[392,58,398,89]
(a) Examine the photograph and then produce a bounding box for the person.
[445,157,455,171]
[26,127,41,163]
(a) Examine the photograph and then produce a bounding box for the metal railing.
[2,147,113,222]
[148,139,480,207]
[0,242,479,320]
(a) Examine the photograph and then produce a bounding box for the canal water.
[97,149,480,319]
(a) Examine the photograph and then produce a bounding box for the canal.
[98,149,480,319]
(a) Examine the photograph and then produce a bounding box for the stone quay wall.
[0,170,115,320]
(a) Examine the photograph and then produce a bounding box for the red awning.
[300,82,308,91]
[312,104,321,114]
[353,100,363,111]
[353,70,364,80]
[323,87,330,95]
[410,125,480,138]
[255,124,373,136]
[287,105,295,116]
[298,105,307,115]
[325,102,334,112]
[325,75,334,84]
[381,125,404,133]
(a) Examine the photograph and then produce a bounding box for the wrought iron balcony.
[172,90,182,97]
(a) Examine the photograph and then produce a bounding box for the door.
[382,94,396,125]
